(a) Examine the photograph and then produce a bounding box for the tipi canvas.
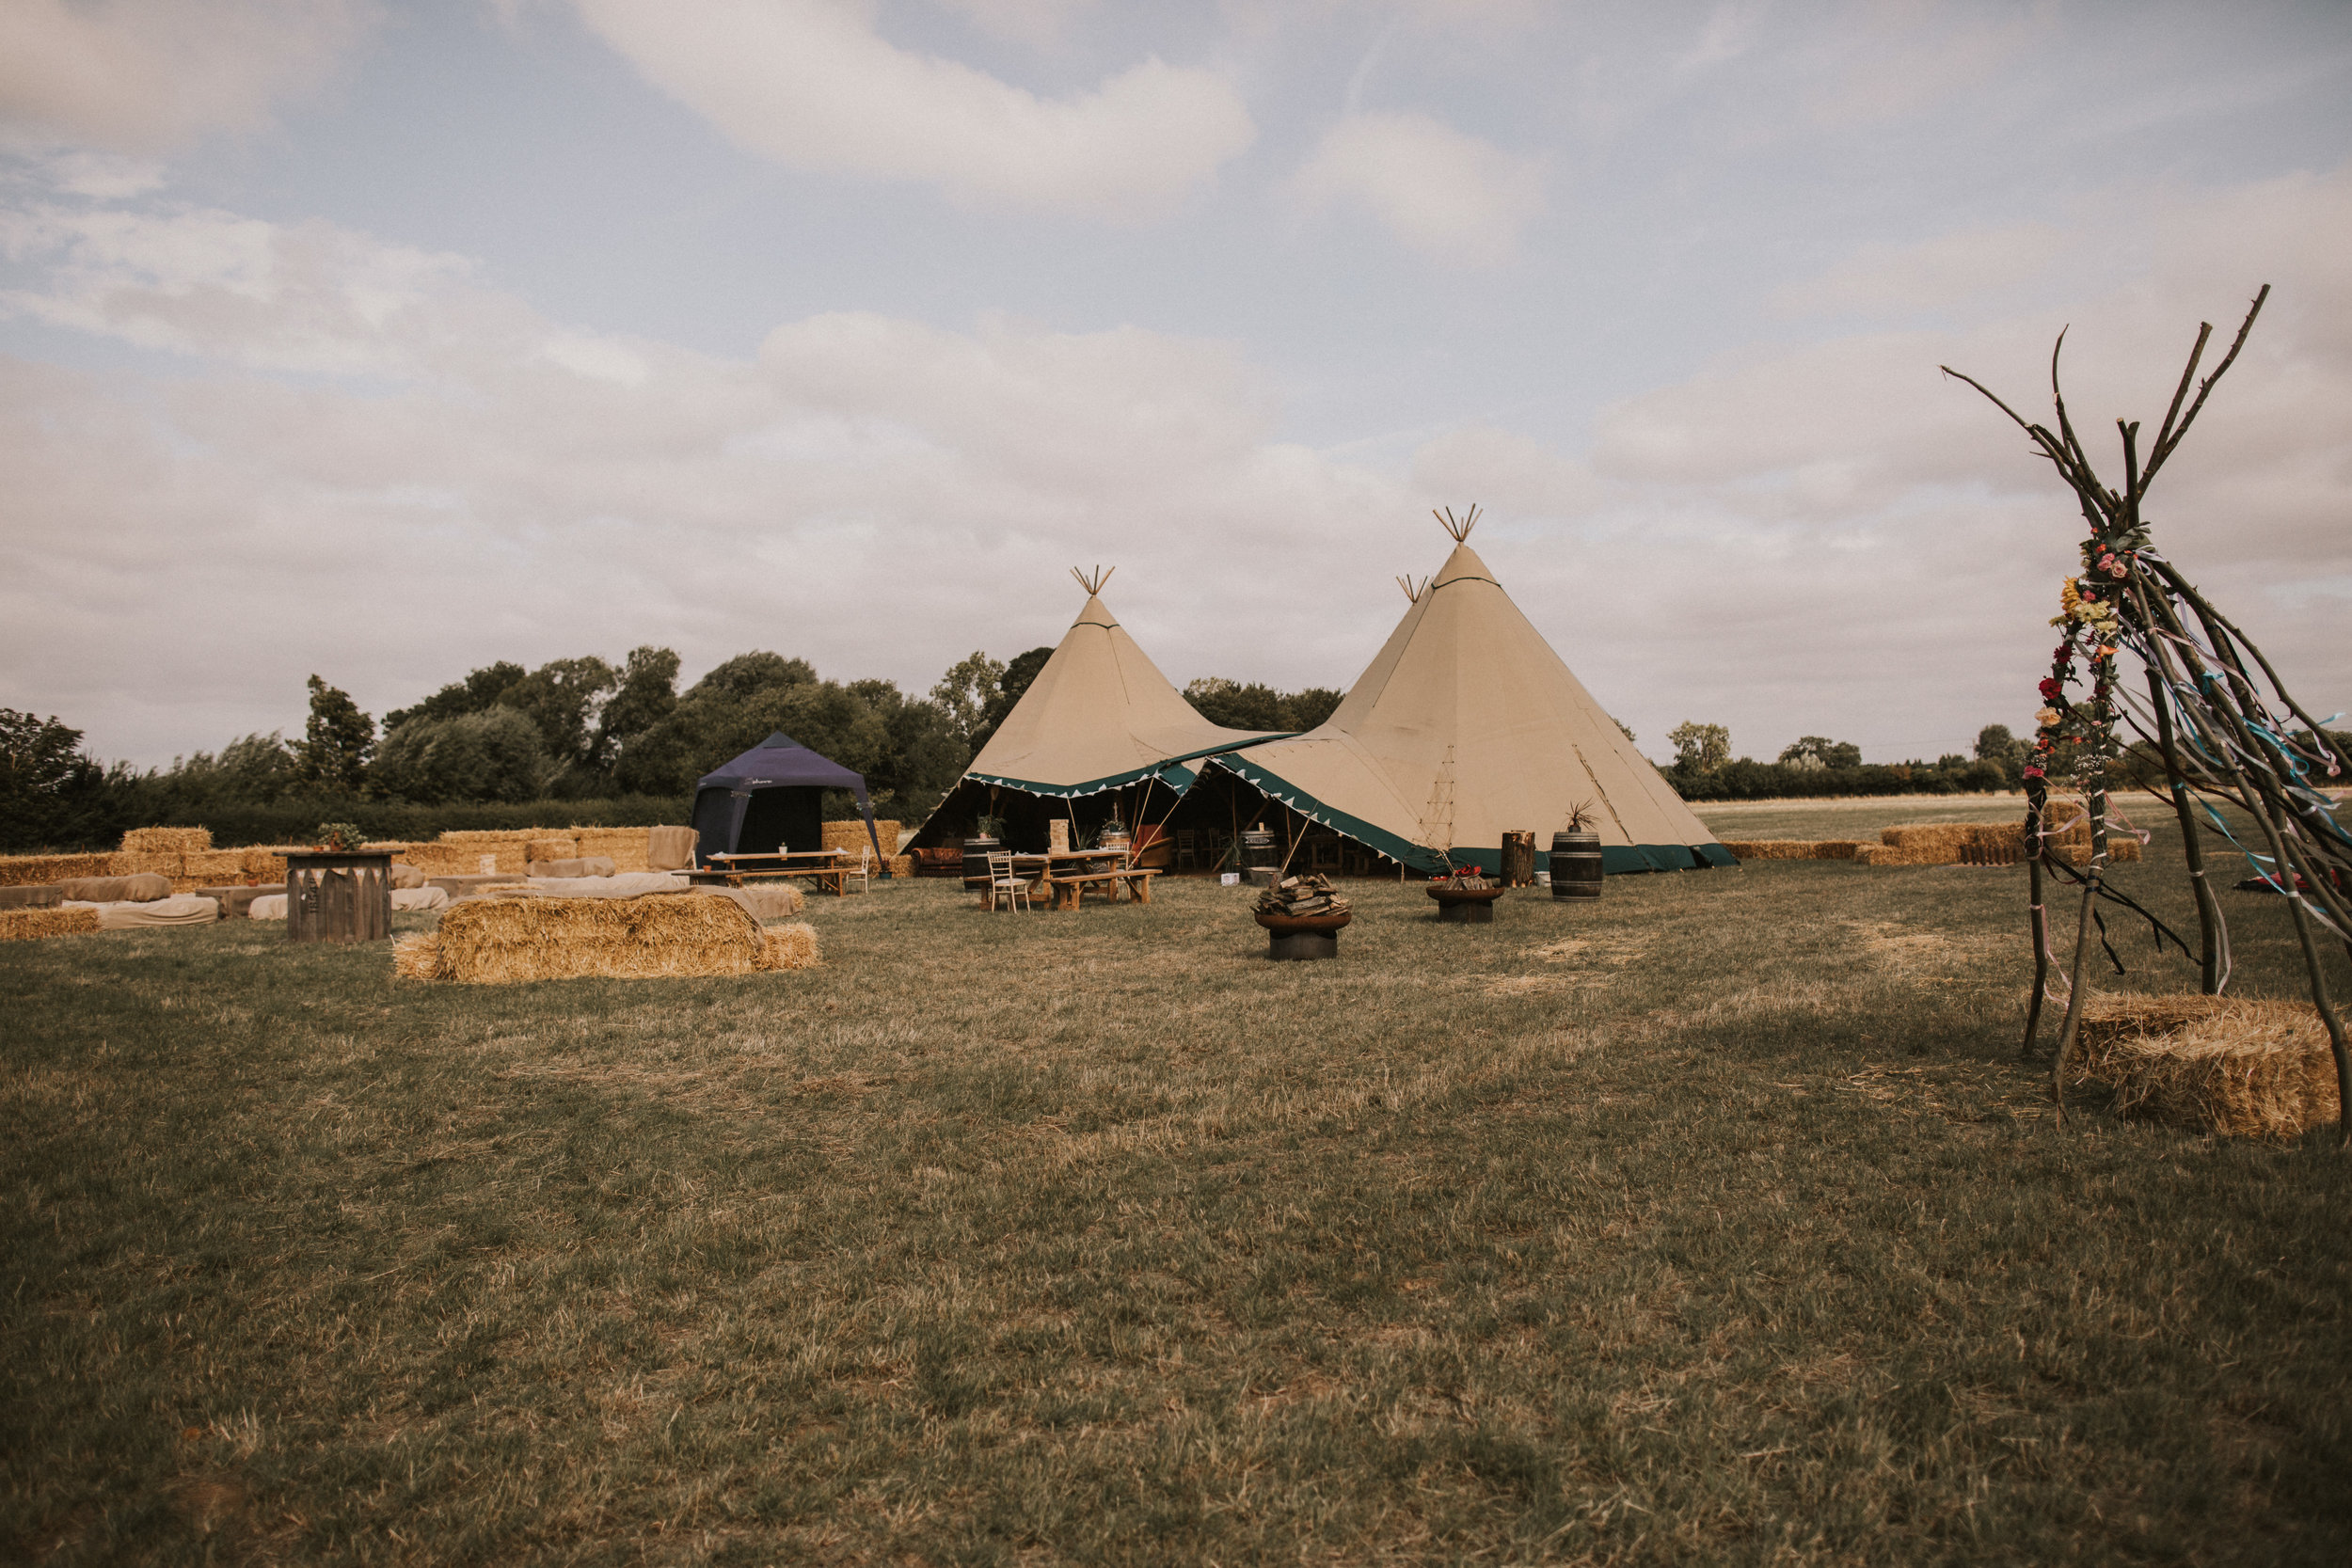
[1212,518,1730,876]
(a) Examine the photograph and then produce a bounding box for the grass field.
[6,810,2349,1565]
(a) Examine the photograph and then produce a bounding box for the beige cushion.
[56,874,172,903]
[59,895,219,927]
[390,863,428,889]
[0,884,63,910]
[647,825,696,871]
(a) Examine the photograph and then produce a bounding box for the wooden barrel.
[1242,828,1277,869]
[962,836,998,889]
[1550,832,1602,898]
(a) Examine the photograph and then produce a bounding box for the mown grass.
[5,818,2348,1565]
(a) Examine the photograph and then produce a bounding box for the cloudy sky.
[4,0,2348,770]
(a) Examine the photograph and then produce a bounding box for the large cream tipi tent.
[915,572,1289,844]
[1210,515,1731,876]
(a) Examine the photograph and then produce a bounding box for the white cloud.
[0,200,484,376]
[0,0,373,154]
[0,193,1419,763]
[568,0,1254,217]
[1294,111,1543,264]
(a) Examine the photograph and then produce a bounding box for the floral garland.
[2024,531,2143,791]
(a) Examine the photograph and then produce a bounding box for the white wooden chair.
[846,846,872,894]
[983,850,1031,912]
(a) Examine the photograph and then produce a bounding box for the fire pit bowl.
[1426,884,1507,924]
[1255,907,1350,959]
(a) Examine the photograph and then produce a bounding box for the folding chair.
[983,850,1031,912]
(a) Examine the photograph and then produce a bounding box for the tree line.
[0,650,1350,851]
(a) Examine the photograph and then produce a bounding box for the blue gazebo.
[691,733,885,873]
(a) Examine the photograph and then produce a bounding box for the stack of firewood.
[1257,874,1351,918]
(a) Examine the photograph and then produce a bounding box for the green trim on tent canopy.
[973,734,1298,801]
[1210,753,1733,878]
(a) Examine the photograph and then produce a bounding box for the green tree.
[0,710,100,850]
[973,647,1054,753]
[1975,723,2026,786]
[371,708,548,803]
[1183,679,1343,733]
[930,651,1005,752]
[382,661,527,730]
[300,676,374,792]
[611,653,823,797]
[1778,736,1862,770]
[1669,721,1731,774]
[501,656,620,773]
[592,646,680,768]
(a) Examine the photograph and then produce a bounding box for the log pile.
[1256,874,1352,919]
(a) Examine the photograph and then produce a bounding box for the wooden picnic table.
[1000,849,1157,911]
[698,848,853,896]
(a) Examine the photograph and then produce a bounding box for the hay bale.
[437,829,525,845]
[2070,992,2344,1138]
[180,849,246,885]
[421,838,529,875]
[120,826,211,855]
[760,923,820,971]
[1854,844,1944,866]
[0,907,102,941]
[821,819,900,859]
[1878,823,2007,862]
[1724,841,1806,861]
[526,836,579,862]
[422,892,793,984]
[393,932,449,981]
[570,827,652,873]
[1723,841,1870,862]
[115,851,183,880]
[0,853,120,887]
[242,847,296,882]
[886,854,914,879]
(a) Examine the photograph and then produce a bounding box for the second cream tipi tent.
[1209,511,1732,876]
[910,569,1291,846]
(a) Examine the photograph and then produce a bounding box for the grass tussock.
[5,813,2349,1565]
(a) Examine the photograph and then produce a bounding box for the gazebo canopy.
[691,732,882,868]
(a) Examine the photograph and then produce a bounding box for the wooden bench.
[1046,868,1156,911]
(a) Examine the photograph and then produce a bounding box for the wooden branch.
[2146,285,2268,481]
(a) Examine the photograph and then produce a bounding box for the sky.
[3,0,2348,771]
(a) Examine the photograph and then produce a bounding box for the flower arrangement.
[2022,535,2144,790]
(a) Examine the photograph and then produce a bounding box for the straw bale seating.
[0,885,65,910]
[0,908,101,941]
[0,853,120,887]
[121,827,211,855]
[2068,992,2344,1138]
[393,892,819,984]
